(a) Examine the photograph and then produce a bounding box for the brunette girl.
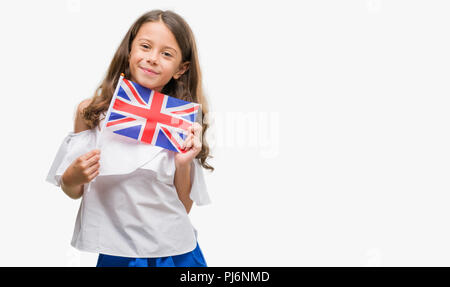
[47,10,213,267]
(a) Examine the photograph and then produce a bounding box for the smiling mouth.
[140,67,159,75]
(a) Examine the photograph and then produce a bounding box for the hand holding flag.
[101,74,201,153]
[175,122,203,168]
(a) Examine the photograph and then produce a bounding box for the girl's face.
[128,21,188,92]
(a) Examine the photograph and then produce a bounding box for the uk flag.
[104,76,200,153]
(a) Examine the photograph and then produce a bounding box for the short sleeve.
[46,130,96,186]
[189,159,212,206]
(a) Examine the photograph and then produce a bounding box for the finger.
[193,136,202,150]
[192,123,202,139]
[88,170,100,182]
[85,154,100,167]
[85,162,100,175]
[188,123,202,146]
[186,134,195,148]
[81,149,101,160]
[181,134,194,149]
[185,138,193,150]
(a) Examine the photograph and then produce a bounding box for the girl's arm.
[174,162,194,213]
[61,99,101,200]
[61,174,84,200]
[61,149,100,199]
[174,123,203,214]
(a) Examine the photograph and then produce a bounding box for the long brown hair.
[82,10,214,171]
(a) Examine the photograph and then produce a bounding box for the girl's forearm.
[61,173,84,200]
[174,162,193,213]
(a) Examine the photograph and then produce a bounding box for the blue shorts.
[96,242,208,267]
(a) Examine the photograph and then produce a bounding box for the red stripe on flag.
[123,79,146,106]
[113,96,192,131]
[106,117,136,127]
[171,105,199,115]
[161,126,186,153]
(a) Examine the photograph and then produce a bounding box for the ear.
[173,61,190,80]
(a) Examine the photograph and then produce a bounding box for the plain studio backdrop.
[0,0,449,267]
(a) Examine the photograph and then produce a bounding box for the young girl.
[46,10,214,267]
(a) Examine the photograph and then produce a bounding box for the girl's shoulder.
[74,98,93,133]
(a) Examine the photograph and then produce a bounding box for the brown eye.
[163,52,172,57]
[141,44,150,49]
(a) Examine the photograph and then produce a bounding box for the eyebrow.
[136,38,178,54]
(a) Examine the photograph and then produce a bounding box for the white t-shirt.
[46,124,211,258]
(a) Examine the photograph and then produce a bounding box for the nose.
[146,50,159,65]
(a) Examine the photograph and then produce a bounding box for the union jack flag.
[103,74,200,153]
